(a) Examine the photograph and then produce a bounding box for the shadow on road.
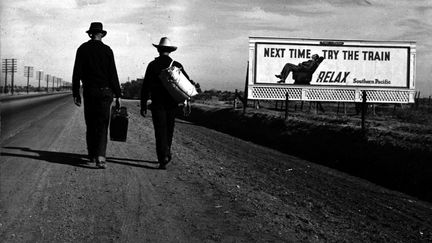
[106,157,160,170]
[1,146,160,170]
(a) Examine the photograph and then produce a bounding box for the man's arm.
[72,48,82,98]
[140,64,152,117]
[297,57,324,75]
[109,49,122,98]
[298,60,315,71]
[72,48,83,106]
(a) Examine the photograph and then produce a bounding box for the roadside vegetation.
[121,83,432,201]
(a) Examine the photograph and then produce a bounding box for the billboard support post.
[234,89,238,109]
[243,62,249,115]
[284,92,289,120]
[415,91,421,108]
[361,91,367,132]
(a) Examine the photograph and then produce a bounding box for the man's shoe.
[88,155,96,163]
[96,156,107,169]
[159,156,170,170]
[167,152,172,163]
[277,80,285,84]
[96,161,106,169]
[275,74,282,79]
[159,162,167,170]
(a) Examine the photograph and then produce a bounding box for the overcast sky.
[1,0,431,95]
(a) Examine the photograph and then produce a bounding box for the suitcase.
[159,60,198,103]
[110,106,128,142]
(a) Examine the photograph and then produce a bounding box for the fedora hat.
[86,22,107,37]
[152,37,177,52]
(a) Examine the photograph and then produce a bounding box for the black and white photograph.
[1,0,432,242]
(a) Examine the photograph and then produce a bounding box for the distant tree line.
[193,89,241,101]
[121,79,143,99]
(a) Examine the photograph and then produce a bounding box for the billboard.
[248,37,416,103]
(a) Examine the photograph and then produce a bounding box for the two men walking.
[73,22,190,169]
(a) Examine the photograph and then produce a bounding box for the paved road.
[1,97,431,242]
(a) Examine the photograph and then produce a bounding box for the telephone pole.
[24,66,34,94]
[52,76,55,92]
[2,58,17,94]
[2,59,8,93]
[36,70,44,91]
[46,74,50,92]
[10,59,17,94]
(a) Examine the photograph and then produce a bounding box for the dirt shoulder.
[172,102,432,242]
[180,103,432,203]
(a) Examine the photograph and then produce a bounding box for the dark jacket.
[140,55,190,109]
[72,40,121,98]
[293,56,325,84]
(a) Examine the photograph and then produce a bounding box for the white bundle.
[159,62,198,103]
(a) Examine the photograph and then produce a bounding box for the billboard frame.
[248,37,416,103]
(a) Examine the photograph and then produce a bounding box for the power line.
[2,58,17,94]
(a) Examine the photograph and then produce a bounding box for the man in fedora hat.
[72,22,121,169]
[140,37,192,169]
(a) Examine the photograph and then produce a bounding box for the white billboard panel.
[248,37,416,103]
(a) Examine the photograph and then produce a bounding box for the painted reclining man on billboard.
[276,54,325,85]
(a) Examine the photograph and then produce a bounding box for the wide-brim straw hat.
[152,37,177,52]
[86,22,107,37]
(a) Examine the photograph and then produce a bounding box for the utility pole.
[2,59,8,93]
[36,70,43,91]
[52,76,55,92]
[46,74,50,92]
[24,66,34,94]
[2,58,17,94]
[10,59,16,94]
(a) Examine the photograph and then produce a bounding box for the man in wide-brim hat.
[152,37,177,53]
[140,37,191,169]
[72,22,121,169]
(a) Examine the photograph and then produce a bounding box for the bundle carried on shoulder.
[159,60,198,103]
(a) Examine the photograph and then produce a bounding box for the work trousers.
[279,63,301,81]
[83,87,113,158]
[151,107,177,163]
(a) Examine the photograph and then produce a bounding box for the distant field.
[181,99,432,202]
